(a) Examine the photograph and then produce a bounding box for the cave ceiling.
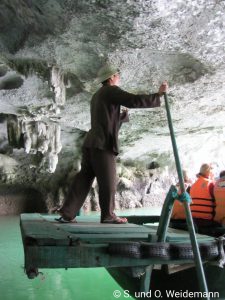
[0,0,225,180]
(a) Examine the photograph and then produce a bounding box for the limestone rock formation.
[0,0,225,214]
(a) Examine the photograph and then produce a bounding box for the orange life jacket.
[171,176,215,220]
[214,177,225,224]
[171,184,188,219]
[171,198,186,219]
[190,175,215,220]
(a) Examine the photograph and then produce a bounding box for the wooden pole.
[163,93,209,298]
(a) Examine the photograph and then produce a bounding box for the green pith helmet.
[97,64,119,83]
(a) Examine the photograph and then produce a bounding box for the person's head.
[182,170,192,183]
[219,170,225,178]
[97,64,120,86]
[199,163,213,178]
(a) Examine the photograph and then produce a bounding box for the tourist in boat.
[171,164,216,230]
[171,170,193,221]
[190,163,215,222]
[214,170,225,225]
[56,63,168,224]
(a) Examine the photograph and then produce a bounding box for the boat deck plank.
[20,213,216,277]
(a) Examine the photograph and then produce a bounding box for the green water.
[0,216,129,300]
[0,208,161,300]
[3,208,224,299]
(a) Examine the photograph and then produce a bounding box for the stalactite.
[7,115,23,148]
[7,116,62,173]
[51,66,66,106]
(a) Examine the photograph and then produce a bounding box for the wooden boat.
[106,214,225,299]
[20,208,225,299]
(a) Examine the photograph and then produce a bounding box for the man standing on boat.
[56,64,168,224]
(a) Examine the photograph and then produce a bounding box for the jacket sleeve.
[120,110,129,123]
[109,86,161,109]
[119,110,129,128]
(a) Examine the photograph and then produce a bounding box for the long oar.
[164,92,209,298]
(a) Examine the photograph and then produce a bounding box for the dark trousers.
[60,147,116,221]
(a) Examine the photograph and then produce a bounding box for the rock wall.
[0,0,225,215]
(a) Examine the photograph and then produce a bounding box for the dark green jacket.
[83,85,161,155]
